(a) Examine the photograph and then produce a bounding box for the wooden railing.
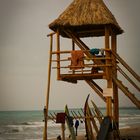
[51,49,112,78]
[111,51,140,82]
[111,51,140,109]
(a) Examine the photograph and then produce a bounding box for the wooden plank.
[52,64,112,69]
[51,50,71,54]
[51,57,111,62]
[68,70,92,73]
[84,57,112,60]
[60,73,104,82]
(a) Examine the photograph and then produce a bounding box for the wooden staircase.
[112,77,140,109]
[111,51,140,109]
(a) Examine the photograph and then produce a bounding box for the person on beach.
[75,119,79,136]
[57,135,61,140]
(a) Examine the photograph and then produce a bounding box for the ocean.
[0,108,140,140]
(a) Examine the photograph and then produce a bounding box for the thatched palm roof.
[49,0,123,37]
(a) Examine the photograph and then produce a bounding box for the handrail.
[52,64,112,69]
[112,76,140,109]
[111,51,140,82]
[51,48,112,76]
[51,57,111,62]
[117,65,140,92]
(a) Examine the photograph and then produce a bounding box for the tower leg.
[44,34,53,140]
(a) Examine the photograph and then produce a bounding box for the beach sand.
[49,125,140,140]
[120,125,140,140]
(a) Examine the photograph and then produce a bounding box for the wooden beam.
[51,57,112,62]
[51,49,111,54]
[105,25,113,118]
[106,97,112,117]
[51,50,71,54]
[111,32,119,127]
[52,64,112,69]
[44,35,53,140]
[56,30,61,80]
[105,26,112,87]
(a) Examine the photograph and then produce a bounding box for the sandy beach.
[120,125,140,140]
[49,125,140,140]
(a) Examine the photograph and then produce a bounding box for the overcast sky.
[0,0,140,111]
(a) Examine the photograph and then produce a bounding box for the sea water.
[0,108,140,140]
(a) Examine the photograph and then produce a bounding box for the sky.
[0,0,140,111]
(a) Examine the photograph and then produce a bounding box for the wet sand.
[120,125,140,140]
[49,125,140,140]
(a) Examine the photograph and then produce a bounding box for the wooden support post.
[43,107,47,140]
[105,26,112,86]
[56,30,61,80]
[44,35,53,140]
[72,40,75,51]
[72,40,75,74]
[106,97,112,117]
[111,32,119,128]
[105,26,112,118]
[61,123,65,140]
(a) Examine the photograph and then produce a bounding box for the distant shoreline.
[0,106,138,112]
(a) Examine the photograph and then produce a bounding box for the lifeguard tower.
[44,0,140,139]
